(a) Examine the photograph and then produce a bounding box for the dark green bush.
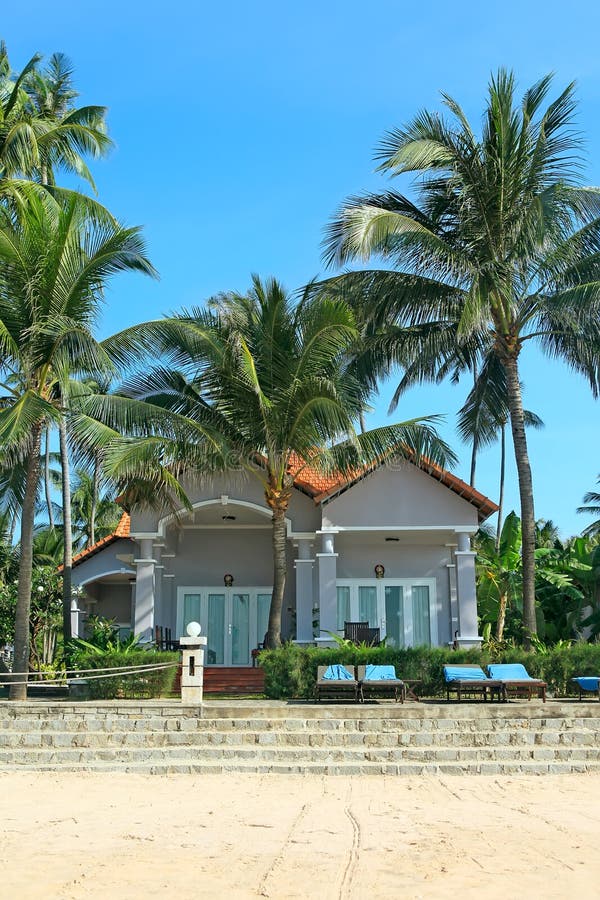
[72,649,179,699]
[258,642,600,700]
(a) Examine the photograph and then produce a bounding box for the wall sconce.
[224,573,234,587]
[374,564,385,579]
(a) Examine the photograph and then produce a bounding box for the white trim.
[294,558,315,564]
[454,551,477,557]
[182,524,272,530]
[133,558,156,565]
[78,568,135,587]
[129,532,160,539]
[321,525,478,533]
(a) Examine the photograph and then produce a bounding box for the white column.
[454,531,481,648]
[316,531,338,640]
[294,539,314,643]
[134,538,156,644]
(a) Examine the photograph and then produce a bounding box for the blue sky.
[3,0,600,536]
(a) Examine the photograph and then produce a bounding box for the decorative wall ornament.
[224,573,234,587]
[374,564,385,579]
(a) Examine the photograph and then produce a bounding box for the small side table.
[402,679,421,702]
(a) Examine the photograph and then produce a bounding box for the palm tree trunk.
[59,416,73,646]
[267,505,287,649]
[469,363,478,487]
[469,435,478,487]
[496,591,508,642]
[503,354,537,644]
[496,423,506,552]
[89,456,100,548]
[359,410,366,434]
[44,427,54,529]
[10,423,43,700]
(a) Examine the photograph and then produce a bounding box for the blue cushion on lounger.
[487,663,534,681]
[323,664,354,680]
[365,664,398,681]
[443,665,487,683]
[573,677,600,692]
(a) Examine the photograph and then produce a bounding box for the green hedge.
[258,643,600,700]
[72,650,180,699]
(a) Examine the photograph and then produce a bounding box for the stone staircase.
[1,700,600,775]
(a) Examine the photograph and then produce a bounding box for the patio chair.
[357,664,404,703]
[487,663,546,702]
[443,664,504,702]
[572,676,600,701]
[343,621,381,646]
[315,664,359,702]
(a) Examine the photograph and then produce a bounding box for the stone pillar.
[180,629,207,705]
[446,560,458,645]
[134,538,156,644]
[316,531,338,641]
[294,539,314,643]
[455,532,481,648]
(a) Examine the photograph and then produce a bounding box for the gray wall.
[335,533,453,645]
[322,463,479,529]
[130,471,321,535]
[158,529,295,637]
[72,540,134,587]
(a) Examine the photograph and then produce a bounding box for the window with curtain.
[358,586,378,628]
[384,585,404,647]
[336,586,351,630]
[411,585,431,646]
[182,593,201,631]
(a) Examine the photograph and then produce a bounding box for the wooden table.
[402,679,421,701]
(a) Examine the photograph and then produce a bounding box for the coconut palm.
[0,188,155,698]
[578,477,600,537]
[0,42,111,188]
[323,70,600,643]
[108,275,456,648]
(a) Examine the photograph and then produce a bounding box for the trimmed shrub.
[72,649,179,699]
[258,642,600,700]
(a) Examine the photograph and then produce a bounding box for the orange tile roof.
[71,458,497,569]
[66,512,131,570]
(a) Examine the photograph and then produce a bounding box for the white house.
[70,456,497,665]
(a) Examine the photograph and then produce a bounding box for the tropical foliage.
[107,275,456,647]
[578,475,600,537]
[322,70,600,644]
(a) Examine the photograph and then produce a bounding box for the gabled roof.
[287,452,498,521]
[71,458,497,569]
[67,512,131,569]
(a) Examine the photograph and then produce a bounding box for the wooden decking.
[204,666,265,695]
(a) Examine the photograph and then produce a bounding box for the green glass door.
[384,585,404,647]
[231,593,250,664]
[207,593,225,664]
[256,593,271,647]
[358,586,378,627]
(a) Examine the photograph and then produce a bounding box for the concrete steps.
[1,700,599,775]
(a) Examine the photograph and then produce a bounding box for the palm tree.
[323,70,600,643]
[0,42,111,188]
[578,476,600,537]
[69,467,122,550]
[108,275,456,648]
[0,188,155,698]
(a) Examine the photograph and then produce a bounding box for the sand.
[1,772,598,899]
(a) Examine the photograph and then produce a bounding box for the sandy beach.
[1,772,598,899]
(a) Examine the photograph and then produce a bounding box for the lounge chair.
[572,676,600,701]
[315,664,359,702]
[443,664,503,702]
[487,663,546,702]
[357,664,404,702]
